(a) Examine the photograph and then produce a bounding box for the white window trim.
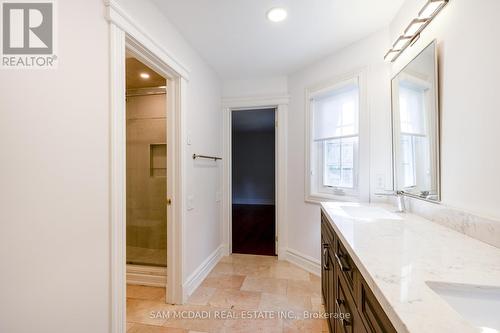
[304,69,370,203]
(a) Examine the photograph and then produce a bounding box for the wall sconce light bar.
[393,35,413,50]
[384,0,448,63]
[404,18,428,37]
[384,49,400,62]
[419,0,448,19]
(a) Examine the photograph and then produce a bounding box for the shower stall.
[125,86,167,270]
[124,53,168,288]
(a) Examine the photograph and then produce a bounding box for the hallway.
[232,205,276,256]
[126,254,327,332]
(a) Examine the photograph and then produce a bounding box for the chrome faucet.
[394,191,406,213]
[375,190,406,213]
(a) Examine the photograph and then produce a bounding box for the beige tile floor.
[127,254,329,333]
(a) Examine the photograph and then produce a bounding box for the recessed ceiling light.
[140,72,150,79]
[267,7,287,22]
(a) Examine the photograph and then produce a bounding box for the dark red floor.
[232,204,276,256]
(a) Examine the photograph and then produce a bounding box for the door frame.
[106,2,189,332]
[222,96,289,259]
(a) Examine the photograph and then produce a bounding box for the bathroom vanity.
[321,206,396,333]
[320,202,500,333]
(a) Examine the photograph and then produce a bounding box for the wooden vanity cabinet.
[321,213,336,332]
[321,211,397,333]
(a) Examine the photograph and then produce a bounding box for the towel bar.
[192,154,222,161]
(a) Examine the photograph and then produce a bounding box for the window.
[323,137,357,188]
[306,75,363,201]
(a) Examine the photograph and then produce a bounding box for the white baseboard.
[284,248,321,276]
[182,244,224,301]
[126,264,167,287]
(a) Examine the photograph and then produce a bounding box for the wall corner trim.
[182,245,225,302]
[104,0,191,80]
[284,248,321,276]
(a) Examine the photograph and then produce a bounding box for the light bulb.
[267,8,287,22]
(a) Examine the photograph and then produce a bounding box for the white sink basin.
[340,206,402,221]
[426,281,500,332]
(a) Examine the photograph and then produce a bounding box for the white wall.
[390,0,500,220]
[222,76,288,98]
[0,0,223,332]
[286,30,393,261]
[0,1,110,332]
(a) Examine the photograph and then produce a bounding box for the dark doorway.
[232,109,276,256]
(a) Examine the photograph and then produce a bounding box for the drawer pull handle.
[322,247,329,271]
[335,252,351,272]
[341,317,352,327]
[335,298,344,308]
[335,298,352,327]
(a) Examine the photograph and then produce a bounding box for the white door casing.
[106,1,189,332]
[222,96,289,259]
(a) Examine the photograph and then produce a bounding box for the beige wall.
[126,94,167,266]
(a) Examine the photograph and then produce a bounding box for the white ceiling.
[152,0,404,79]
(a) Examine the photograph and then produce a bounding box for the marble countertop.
[320,201,500,333]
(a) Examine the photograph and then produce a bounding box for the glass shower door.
[125,93,167,267]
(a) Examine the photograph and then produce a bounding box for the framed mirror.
[391,41,440,202]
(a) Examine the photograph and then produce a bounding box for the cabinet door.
[335,268,367,333]
[359,278,396,333]
[335,238,357,296]
[322,239,334,332]
[321,234,328,304]
[327,247,336,332]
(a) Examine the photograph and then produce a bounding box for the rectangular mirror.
[391,41,440,202]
